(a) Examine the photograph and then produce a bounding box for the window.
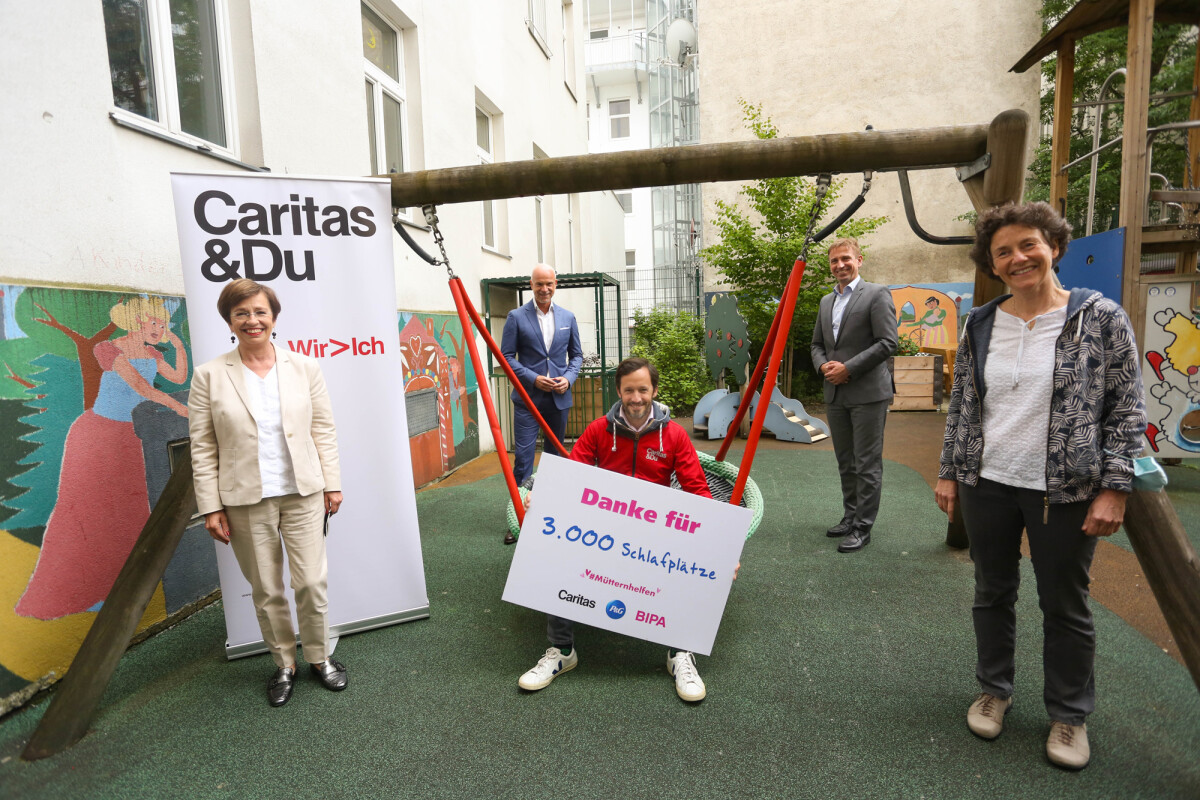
[526,0,551,56]
[625,249,637,266]
[363,3,406,179]
[561,1,577,95]
[102,0,232,148]
[590,28,608,39]
[616,191,633,215]
[609,99,630,139]
[477,107,495,248]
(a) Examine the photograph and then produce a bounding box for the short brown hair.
[615,357,659,390]
[826,237,861,259]
[969,202,1072,277]
[216,279,281,323]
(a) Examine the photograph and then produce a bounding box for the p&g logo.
[605,600,626,620]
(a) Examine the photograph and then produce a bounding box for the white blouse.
[242,364,299,498]
[979,305,1067,491]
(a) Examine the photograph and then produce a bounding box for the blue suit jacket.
[500,300,583,411]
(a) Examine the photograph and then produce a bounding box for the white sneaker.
[1046,721,1090,770]
[667,651,706,702]
[967,692,1012,739]
[518,647,578,691]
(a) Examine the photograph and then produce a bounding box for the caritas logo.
[288,336,386,358]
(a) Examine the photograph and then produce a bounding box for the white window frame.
[105,0,238,154]
[363,2,409,215]
[609,98,631,139]
[476,106,496,249]
[526,0,552,57]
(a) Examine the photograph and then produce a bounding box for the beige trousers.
[226,491,328,668]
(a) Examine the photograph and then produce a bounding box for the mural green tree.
[700,100,887,400]
[6,355,83,536]
[1026,1,1196,233]
[0,396,38,528]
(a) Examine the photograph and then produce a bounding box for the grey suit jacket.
[811,280,899,405]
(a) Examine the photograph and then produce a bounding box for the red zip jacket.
[569,402,712,499]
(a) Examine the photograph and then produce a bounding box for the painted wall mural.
[1143,280,1200,457]
[889,282,975,349]
[398,312,479,487]
[0,292,483,707]
[0,285,212,705]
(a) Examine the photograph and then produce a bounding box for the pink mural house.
[399,317,455,486]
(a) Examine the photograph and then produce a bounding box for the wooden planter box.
[888,354,944,411]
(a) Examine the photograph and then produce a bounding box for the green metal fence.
[491,366,615,451]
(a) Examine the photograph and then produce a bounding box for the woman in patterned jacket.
[935,202,1146,771]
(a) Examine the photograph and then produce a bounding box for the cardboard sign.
[502,456,750,655]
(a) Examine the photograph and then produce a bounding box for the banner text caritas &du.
[193,190,378,283]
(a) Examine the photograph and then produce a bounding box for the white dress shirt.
[536,302,555,357]
[831,275,862,339]
[242,364,299,498]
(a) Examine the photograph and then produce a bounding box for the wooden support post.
[1120,0,1155,335]
[23,456,198,760]
[1050,37,1075,219]
[1123,489,1200,694]
[387,122,995,208]
[1177,37,1200,274]
[947,108,1032,546]
[963,108,1031,310]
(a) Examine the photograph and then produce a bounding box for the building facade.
[698,0,1042,288]
[0,0,622,709]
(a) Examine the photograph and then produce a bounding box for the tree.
[1026,1,1196,234]
[630,308,708,415]
[700,100,887,400]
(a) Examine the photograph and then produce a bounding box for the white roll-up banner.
[171,172,428,658]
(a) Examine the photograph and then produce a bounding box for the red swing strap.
[447,278,571,527]
[722,175,834,506]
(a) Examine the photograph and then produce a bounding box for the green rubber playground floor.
[1,449,1198,799]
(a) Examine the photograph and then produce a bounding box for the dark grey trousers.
[826,398,889,531]
[959,477,1099,725]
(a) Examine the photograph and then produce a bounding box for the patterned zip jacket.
[939,288,1146,503]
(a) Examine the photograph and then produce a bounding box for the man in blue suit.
[501,264,583,488]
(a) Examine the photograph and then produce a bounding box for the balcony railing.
[585,32,648,70]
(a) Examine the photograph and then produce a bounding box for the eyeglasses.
[232,310,272,321]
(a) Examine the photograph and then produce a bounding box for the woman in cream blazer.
[188,278,345,707]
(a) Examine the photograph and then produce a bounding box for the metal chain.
[422,204,455,279]
[799,174,832,262]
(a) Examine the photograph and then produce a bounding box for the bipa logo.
[288,337,385,358]
[634,610,667,628]
[605,600,626,620]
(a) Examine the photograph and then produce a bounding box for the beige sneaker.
[1046,721,1090,770]
[967,692,1012,739]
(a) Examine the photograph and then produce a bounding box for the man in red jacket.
[518,357,716,702]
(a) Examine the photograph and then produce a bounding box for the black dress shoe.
[310,658,348,691]
[267,666,295,707]
[837,528,871,552]
[826,519,854,538]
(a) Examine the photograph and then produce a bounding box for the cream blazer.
[188,345,341,515]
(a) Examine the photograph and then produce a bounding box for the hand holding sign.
[503,458,750,655]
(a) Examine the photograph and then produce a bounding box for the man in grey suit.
[810,238,898,552]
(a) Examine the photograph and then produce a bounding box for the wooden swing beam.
[386,113,1029,210]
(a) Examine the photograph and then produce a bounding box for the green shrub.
[630,308,710,415]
